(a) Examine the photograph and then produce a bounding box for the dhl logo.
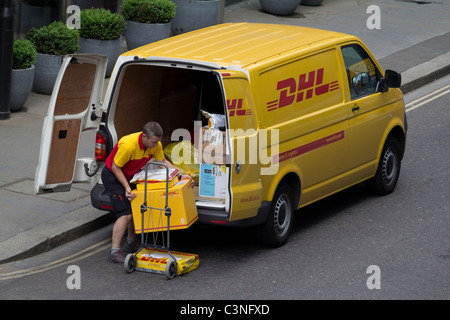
[227,99,252,117]
[140,256,169,265]
[161,191,179,197]
[267,68,339,112]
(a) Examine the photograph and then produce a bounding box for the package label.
[199,163,227,199]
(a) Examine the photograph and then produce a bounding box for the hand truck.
[124,161,178,279]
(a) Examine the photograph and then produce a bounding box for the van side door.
[340,43,387,178]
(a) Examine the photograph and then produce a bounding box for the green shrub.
[122,0,176,24]
[26,21,79,55]
[80,8,126,40]
[12,39,37,69]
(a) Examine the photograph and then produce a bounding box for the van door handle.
[235,160,241,174]
[352,105,360,112]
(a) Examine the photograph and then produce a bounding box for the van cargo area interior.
[109,62,227,205]
[111,63,225,141]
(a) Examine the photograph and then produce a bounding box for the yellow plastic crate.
[131,179,198,233]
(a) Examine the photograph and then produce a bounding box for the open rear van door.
[216,70,263,222]
[35,54,107,194]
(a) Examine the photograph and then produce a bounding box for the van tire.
[256,184,294,247]
[366,136,402,195]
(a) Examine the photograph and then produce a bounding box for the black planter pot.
[125,20,172,50]
[78,36,123,77]
[33,53,63,95]
[10,65,35,111]
[259,0,302,16]
[171,0,225,35]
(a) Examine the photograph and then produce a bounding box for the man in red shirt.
[102,121,191,264]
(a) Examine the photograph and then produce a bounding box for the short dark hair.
[143,121,163,138]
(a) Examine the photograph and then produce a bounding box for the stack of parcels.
[163,141,199,183]
[164,136,228,200]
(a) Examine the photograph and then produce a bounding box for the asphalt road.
[1,75,449,304]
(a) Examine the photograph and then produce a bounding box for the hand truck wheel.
[124,253,137,273]
[165,259,177,280]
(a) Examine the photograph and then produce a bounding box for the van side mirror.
[385,69,401,88]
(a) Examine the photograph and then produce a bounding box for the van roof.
[122,23,353,68]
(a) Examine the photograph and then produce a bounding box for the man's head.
[142,121,163,149]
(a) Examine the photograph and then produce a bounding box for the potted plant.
[259,0,302,16]
[122,0,176,50]
[171,0,224,35]
[26,21,79,95]
[78,8,126,76]
[10,39,37,111]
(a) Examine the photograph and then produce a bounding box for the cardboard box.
[197,127,227,165]
[199,163,227,199]
[131,168,180,191]
[131,179,198,233]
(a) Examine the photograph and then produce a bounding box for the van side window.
[341,44,379,100]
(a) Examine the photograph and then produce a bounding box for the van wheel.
[366,137,402,195]
[257,184,294,247]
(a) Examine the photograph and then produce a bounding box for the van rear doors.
[35,54,107,194]
[219,70,262,222]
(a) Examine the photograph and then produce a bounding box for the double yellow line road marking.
[0,239,111,281]
[406,84,450,113]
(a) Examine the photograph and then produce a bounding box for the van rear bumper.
[198,201,271,228]
[91,183,114,211]
[91,183,271,228]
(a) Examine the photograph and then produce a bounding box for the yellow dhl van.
[35,23,406,247]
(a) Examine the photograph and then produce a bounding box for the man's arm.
[160,158,193,184]
[111,161,136,201]
[161,158,176,170]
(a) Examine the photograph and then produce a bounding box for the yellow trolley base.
[124,247,199,279]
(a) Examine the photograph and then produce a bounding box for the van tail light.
[95,132,107,162]
[211,220,227,225]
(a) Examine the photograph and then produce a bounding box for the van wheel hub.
[273,194,291,237]
[382,147,398,185]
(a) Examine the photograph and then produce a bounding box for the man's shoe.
[108,249,127,264]
[123,239,141,254]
